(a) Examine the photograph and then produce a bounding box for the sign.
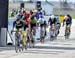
[20,3,24,9]
[0,0,8,28]
[36,1,41,9]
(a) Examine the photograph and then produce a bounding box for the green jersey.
[31,19,37,24]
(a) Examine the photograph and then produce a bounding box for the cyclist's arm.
[13,21,16,29]
[11,21,16,34]
[62,19,65,26]
[35,18,37,24]
[16,14,19,19]
[48,18,51,25]
[21,21,24,27]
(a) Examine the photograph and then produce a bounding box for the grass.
[71,15,75,19]
[8,12,11,17]
[8,12,16,18]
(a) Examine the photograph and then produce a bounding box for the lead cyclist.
[11,19,24,52]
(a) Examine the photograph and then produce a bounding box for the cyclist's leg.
[42,36,45,43]
[41,26,44,43]
[41,30,45,43]
[55,24,58,37]
[40,26,42,42]
[44,25,47,36]
[30,29,34,47]
[31,37,35,47]
[16,30,23,51]
[67,24,71,35]
[65,25,67,36]
[32,24,36,35]
[26,32,30,48]
[65,25,70,36]
[65,24,70,36]
[23,34,27,50]
[57,24,60,34]
[42,25,46,43]
[50,24,55,41]
[65,24,70,39]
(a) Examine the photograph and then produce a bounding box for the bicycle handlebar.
[11,30,23,34]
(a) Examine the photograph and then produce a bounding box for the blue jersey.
[36,12,43,20]
[16,13,23,19]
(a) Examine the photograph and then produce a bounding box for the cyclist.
[48,15,57,40]
[23,11,30,31]
[22,10,26,20]
[63,14,72,36]
[11,9,15,17]
[12,19,24,30]
[12,18,24,39]
[30,16,37,46]
[16,10,23,20]
[48,15,57,32]
[11,19,24,52]
[38,17,45,42]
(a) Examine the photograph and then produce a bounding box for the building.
[9,1,54,15]
[52,1,75,15]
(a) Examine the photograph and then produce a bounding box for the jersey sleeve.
[13,21,16,28]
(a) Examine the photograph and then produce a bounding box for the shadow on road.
[23,49,64,55]
[33,46,75,50]
[0,46,15,52]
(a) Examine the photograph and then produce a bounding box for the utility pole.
[0,0,8,46]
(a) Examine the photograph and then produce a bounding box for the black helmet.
[31,16,34,20]
[16,18,20,21]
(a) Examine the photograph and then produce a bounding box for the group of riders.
[11,8,72,52]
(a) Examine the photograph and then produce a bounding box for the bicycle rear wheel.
[15,39,19,53]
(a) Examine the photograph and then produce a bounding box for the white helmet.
[33,10,37,13]
[50,15,55,19]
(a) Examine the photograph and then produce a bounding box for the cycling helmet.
[50,15,55,19]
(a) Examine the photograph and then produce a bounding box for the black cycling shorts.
[30,24,36,32]
[40,24,44,27]
[24,24,28,30]
[31,24,36,29]
[16,26,22,29]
